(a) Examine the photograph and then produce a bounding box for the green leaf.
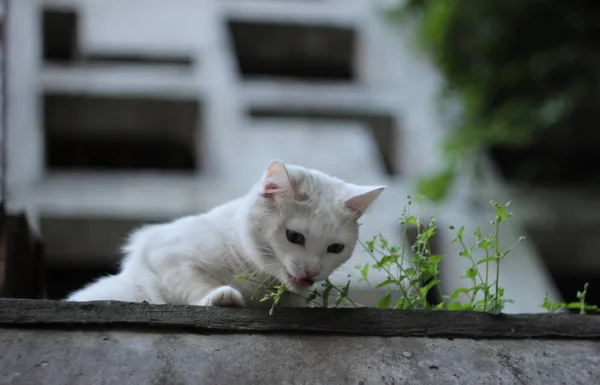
[405,216,419,226]
[448,301,463,310]
[375,279,397,289]
[335,282,351,307]
[380,255,397,266]
[495,204,512,221]
[424,226,437,238]
[234,275,247,281]
[395,297,407,310]
[450,287,472,300]
[477,238,490,249]
[463,267,478,279]
[475,256,497,266]
[420,279,439,297]
[364,239,375,252]
[421,268,437,282]
[359,263,369,281]
[486,303,504,315]
[416,168,455,202]
[540,293,553,311]
[379,235,389,249]
[429,255,445,264]
[378,293,392,309]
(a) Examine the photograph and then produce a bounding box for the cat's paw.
[197,286,245,307]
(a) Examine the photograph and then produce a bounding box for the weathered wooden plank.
[0,298,599,339]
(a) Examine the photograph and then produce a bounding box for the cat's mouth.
[285,273,314,288]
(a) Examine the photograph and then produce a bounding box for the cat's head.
[246,160,385,293]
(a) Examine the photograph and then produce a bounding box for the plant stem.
[359,240,410,301]
[325,279,360,307]
[456,236,486,283]
[455,235,484,306]
[484,247,490,311]
[494,220,501,310]
[423,227,445,308]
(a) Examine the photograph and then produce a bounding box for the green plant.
[385,1,600,200]
[235,273,356,315]
[238,198,582,315]
[541,283,600,315]
[236,198,598,316]
[445,200,524,314]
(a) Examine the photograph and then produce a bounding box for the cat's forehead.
[286,209,346,236]
[288,166,350,200]
[285,198,351,232]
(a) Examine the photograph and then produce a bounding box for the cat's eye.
[327,243,345,254]
[286,229,305,246]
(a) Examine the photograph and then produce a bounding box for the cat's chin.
[283,272,315,293]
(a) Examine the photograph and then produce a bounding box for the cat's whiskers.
[235,262,280,280]
[249,275,281,301]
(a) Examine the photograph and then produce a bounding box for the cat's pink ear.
[262,160,295,200]
[345,186,385,217]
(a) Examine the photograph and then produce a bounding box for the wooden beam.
[1,299,599,339]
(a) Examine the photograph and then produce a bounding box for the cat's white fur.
[67,160,385,307]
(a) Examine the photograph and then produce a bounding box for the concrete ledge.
[2,329,600,384]
[241,80,396,113]
[41,64,203,98]
[17,173,227,219]
[2,299,600,384]
[1,299,599,339]
[222,0,360,28]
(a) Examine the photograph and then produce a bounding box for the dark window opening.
[526,224,600,313]
[44,94,201,172]
[250,107,398,175]
[489,102,600,187]
[490,146,600,187]
[45,265,116,300]
[228,21,356,81]
[82,52,193,68]
[552,275,600,314]
[41,216,165,299]
[42,8,79,63]
[0,212,45,299]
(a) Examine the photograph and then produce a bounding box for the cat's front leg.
[159,259,245,308]
[194,285,245,307]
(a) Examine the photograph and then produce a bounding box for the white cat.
[66,160,385,308]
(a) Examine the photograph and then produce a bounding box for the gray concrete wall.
[2,299,599,384]
[1,328,599,385]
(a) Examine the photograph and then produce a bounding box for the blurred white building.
[2,0,565,311]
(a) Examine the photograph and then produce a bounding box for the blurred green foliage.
[390,0,600,200]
